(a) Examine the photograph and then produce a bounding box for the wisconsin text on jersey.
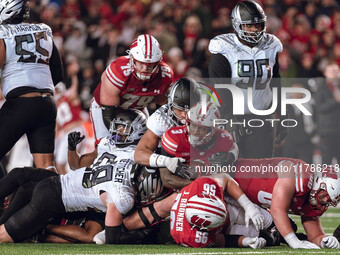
[201,84,312,129]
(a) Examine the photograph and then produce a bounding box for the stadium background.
[1,0,340,170]
[0,0,339,253]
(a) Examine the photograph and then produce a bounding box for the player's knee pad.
[137,203,163,228]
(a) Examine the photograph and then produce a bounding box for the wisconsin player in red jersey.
[159,101,239,189]
[90,34,174,145]
[234,158,340,249]
[170,176,272,248]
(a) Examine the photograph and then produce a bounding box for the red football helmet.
[185,193,228,230]
[186,102,220,146]
[309,167,340,210]
[129,34,163,81]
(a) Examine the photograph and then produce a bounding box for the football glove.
[320,236,340,249]
[237,194,264,231]
[284,232,320,249]
[242,237,266,249]
[68,131,85,151]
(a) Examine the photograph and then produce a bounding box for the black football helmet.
[168,77,201,125]
[231,0,266,45]
[0,0,30,24]
[109,109,147,146]
[133,166,164,204]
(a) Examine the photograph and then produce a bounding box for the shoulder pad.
[0,25,13,39]
[209,34,237,54]
[261,34,283,52]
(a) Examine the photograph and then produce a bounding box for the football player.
[208,0,284,158]
[234,158,340,249]
[170,175,273,248]
[0,109,150,243]
[94,173,268,247]
[90,34,174,146]
[0,0,64,171]
[134,77,201,189]
[160,101,239,189]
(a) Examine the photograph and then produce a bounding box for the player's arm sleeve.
[209,53,232,78]
[209,54,233,119]
[50,41,64,86]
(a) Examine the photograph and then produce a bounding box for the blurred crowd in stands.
[2,0,340,170]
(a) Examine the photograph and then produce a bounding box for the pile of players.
[0,0,339,250]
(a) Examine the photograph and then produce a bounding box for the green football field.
[0,208,339,255]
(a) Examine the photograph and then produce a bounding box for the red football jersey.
[170,178,228,247]
[56,94,82,129]
[161,126,234,165]
[234,158,327,217]
[93,56,173,109]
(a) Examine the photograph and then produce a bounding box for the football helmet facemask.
[185,193,228,230]
[168,77,201,126]
[0,0,30,24]
[309,168,340,210]
[133,166,163,204]
[109,109,147,146]
[231,0,266,45]
[129,34,163,81]
[186,102,220,146]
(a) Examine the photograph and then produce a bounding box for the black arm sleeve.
[209,53,232,78]
[105,225,122,244]
[209,53,233,119]
[49,42,64,86]
[101,105,118,129]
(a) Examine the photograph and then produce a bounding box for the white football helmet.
[129,34,163,81]
[186,101,220,146]
[231,0,266,45]
[185,193,228,230]
[310,168,340,210]
[109,109,147,146]
[0,0,29,24]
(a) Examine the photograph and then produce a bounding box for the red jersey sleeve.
[161,128,180,157]
[105,57,129,90]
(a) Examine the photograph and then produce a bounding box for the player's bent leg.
[0,182,34,225]
[0,224,14,243]
[124,193,176,230]
[32,153,56,172]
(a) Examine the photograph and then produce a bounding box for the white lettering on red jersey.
[234,158,326,217]
[93,56,173,109]
[170,178,228,247]
[161,126,234,165]
[56,95,82,129]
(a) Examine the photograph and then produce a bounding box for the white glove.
[93,230,106,245]
[284,232,320,249]
[321,236,340,249]
[149,153,186,173]
[242,237,266,249]
[237,194,264,231]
